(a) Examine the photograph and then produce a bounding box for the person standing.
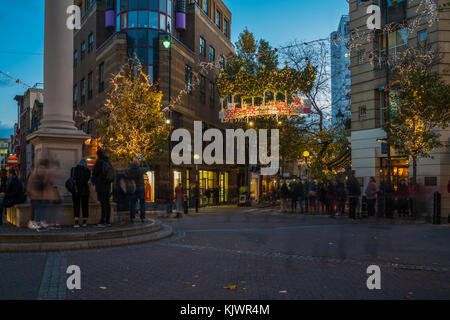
[290,180,298,213]
[365,177,378,217]
[71,159,91,227]
[397,179,409,218]
[191,183,200,213]
[127,158,149,223]
[347,171,361,220]
[327,179,338,217]
[0,169,7,225]
[93,149,114,227]
[0,169,26,225]
[280,182,289,213]
[27,159,52,230]
[296,179,305,214]
[175,183,184,218]
[336,178,347,217]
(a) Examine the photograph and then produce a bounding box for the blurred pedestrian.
[27,159,53,230]
[327,179,337,216]
[365,177,378,217]
[191,183,200,213]
[347,171,361,220]
[127,157,149,222]
[93,149,114,227]
[70,159,91,228]
[289,180,298,213]
[397,179,409,217]
[0,169,26,225]
[336,178,347,216]
[175,183,184,218]
[280,182,289,213]
[0,169,7,225]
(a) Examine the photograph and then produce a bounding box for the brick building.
[73,0,242,206]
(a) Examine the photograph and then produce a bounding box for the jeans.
[130,186,146,220]
[98,192,111,224]
[367,198,376,217]
[176,198,183,213]
[32,200,50,223]
[291,198,297,212]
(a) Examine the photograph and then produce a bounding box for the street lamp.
[303,151,310,180]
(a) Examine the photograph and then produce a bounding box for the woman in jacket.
[72,159,91,227]
[365,177,378,217]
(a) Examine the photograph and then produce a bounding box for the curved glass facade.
[116,0,174,82]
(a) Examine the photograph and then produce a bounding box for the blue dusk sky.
[0,0,348,138]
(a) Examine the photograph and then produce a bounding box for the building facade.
[13,88,44,179]
[349,0,450,219]
[330,15,351,127]
[0,139,9,169]
[73,0,241,206]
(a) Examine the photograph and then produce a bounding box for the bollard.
[433,192,441,225]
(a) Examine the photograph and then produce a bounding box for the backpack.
[119,177,136,195]
[65,168,78,194]
[103,161,115,183]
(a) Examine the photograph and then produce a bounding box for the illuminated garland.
[216,63,317,99]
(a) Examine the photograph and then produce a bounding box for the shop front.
[379,156,409,191]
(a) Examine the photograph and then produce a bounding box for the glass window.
[128,11,138,28]
[129,0,138,10]
[149,29,159,45]
[74,50,78,68]
[73,85,78,105]
[116,14,121,31]
[148,48,154,64]
[81,79,86,104]
[203,0,208,14]
[127,29,138,47]
[167,16,172,33]
[88,72,93,99]
[138,47,148,65]
[149,11,158,29]
[200,37,206,56]
[120,12,127,29]
[215,10,221,29]
[148,65,154,83]
[168,0,173,17]
[139,0,149,9]
[159,0,167,13]
[200,76,206,103]
[81,42,86,60]
[224,19,228,37]
[209,81,215,108]
[149,0,158,10]
[98,63,105,93]
[88,33,94,52]
[219,55,225,70]
[120,0,128,11]
[138,11,149,28]
[418,30,428,42]
[138,28,148,46]
[160,14,166,31]
[209,46,215,63]
[185,65,192,93]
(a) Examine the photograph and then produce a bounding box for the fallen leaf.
[279,290,288,294]
[194,275,199,278]
[99,286,107,290]
[223,285,238,290]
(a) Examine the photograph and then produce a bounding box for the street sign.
[87,157,96,170]
[7,155,18,167]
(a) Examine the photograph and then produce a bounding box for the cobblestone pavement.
[0,206,449,300]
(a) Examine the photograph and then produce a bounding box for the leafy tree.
[384,65,450,184]
[98,60,170,165]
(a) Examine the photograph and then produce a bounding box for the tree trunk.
[412,156,418,220]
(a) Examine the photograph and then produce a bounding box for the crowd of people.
[276,171,417,220]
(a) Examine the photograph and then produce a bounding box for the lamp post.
[162,36,173,199]
[303,151,310,180]
[194,153,200,211]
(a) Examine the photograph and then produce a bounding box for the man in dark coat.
[347,171,361,220]
[93,149,113,227]
[0,169,25,224]
[127,158,150,222]
[71,159,91,227]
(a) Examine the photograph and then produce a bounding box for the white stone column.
[28,0,89,201]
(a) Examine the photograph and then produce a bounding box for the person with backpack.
[0,169,7,225]
[93,149,114,227]
[69,159,91,228]
[126,158,149,223]
[175,183,185,218]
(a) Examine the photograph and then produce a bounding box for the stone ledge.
[0,224,173,253]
